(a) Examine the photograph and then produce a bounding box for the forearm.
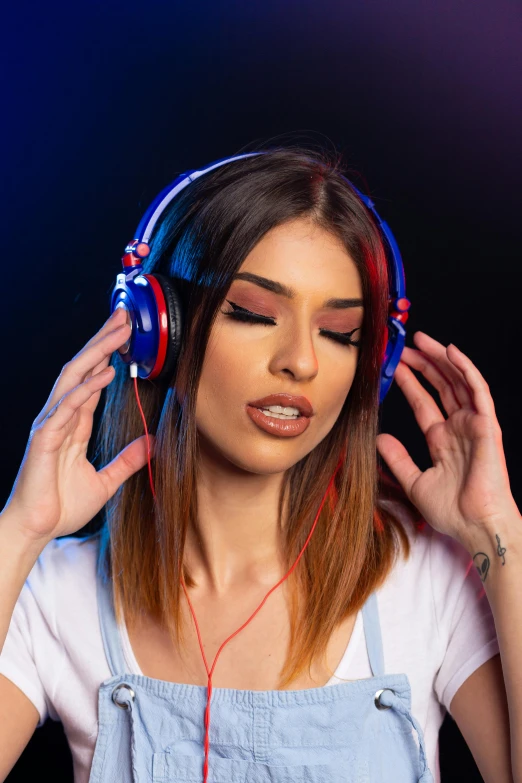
[0,508,48,654]
[461,515,522,783]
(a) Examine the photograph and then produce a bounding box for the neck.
[185,441,287,596]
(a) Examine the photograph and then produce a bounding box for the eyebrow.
[233,272,364,309]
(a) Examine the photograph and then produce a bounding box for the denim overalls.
[88,572,434,783]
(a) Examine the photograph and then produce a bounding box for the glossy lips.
[246,393,313,437]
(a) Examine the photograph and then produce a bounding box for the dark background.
[3,0,521,779]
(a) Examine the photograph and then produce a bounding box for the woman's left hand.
[376,331,521,548]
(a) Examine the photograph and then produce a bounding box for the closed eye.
[319,328,361,348]
[223,300,276,325]
[222,301,361,348]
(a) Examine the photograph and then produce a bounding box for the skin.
[186,217,364,595]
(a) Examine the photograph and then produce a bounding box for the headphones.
[110,152,410,403]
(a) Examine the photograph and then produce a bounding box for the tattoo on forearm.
[472,534,506,582]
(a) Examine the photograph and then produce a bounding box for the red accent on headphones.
[122,241,151,268]
[142,274,169,379]
[392,310,410,325]
[391,296,411,325]
[122,252,140,268]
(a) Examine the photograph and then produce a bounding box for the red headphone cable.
[131,371,339,783]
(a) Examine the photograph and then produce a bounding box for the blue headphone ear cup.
[151,273,183,383]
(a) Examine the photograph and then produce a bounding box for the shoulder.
[1,534,108,731]
[368,501,499,744]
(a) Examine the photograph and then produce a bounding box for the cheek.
[196,326,259,415]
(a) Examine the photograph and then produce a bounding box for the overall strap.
[96,572,128,676]
[361,591,385,677]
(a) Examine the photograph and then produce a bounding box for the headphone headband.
[136,153,262,245]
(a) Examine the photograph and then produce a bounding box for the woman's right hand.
[2,307,154,545]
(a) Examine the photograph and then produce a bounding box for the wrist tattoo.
[473,552,490,582]
[472,534,506,582]
[495,533,506,566]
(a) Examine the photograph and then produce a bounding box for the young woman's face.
[195,218,364,475]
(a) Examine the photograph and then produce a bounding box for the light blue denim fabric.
[88,571,434,783]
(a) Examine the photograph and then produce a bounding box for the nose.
[268,322,319,382]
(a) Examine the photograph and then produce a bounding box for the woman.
[0,146,518,783]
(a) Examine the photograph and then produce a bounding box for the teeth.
[263,405,300,416]
[260,405,301,419]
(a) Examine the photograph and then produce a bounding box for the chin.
[229,454,298,476]
[198,430,315,476]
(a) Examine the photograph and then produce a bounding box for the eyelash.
[222,301,361,348]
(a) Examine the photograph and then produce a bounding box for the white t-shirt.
[0,516,499,783]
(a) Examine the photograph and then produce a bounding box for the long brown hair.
[93,144,424,687]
